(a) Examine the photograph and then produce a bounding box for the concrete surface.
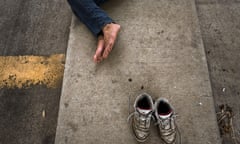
[196,0,240,143]
[55,0,221,143]
[0,0,71,143]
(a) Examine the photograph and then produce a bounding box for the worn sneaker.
[128,93,154,142]
[155,98,177,144]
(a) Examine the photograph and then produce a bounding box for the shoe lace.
[127,111,155,131]
[156,117,175,139]
[155,114,182,144]
[155,115,177,128]
[127,112,155,122]
[130,112,152,132]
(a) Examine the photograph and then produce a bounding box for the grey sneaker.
[155,98,177,144]
[128,93,154,142]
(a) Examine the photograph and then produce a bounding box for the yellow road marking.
[0,54,65,89]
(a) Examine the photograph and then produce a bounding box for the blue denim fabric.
[68,0,114,37]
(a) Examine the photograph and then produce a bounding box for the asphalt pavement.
[0,0,71,144]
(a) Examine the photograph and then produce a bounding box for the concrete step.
[55,0,221,143]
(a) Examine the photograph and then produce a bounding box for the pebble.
[42,110,46,118]
[222,87,226,92]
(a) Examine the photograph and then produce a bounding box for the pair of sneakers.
[128,93,180,144]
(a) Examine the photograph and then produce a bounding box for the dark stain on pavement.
[67,122,78,132]
[128,78,132,82]
[42,134,55,144]
[64,103,69,108]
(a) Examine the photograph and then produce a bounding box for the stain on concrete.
[67,122,78,132]
[128,78,132,82]
[0,54,65,89]
[64,136,68,143]
[111,79,118,84]
[64,103,69,108]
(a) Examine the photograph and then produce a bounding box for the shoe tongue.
[159,111,173,119]
[137,107,152,114]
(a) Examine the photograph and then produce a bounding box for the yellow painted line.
[0,54,65,89]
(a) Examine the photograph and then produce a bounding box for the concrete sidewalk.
[55,0,221,143]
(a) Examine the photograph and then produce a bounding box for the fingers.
[93,23,120,63]
[93,54,103,63]
[93,35,105,63]
[101,23,121,59]
[103,39,114,59]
